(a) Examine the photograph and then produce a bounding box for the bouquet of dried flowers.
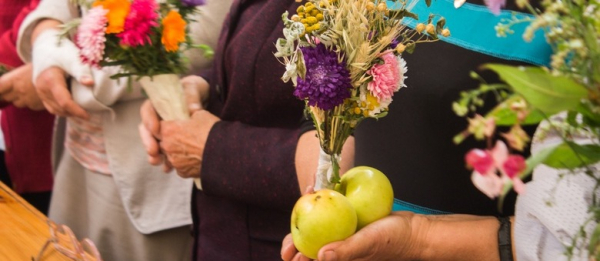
[68,0,206,120]
[275,0,448,190]
[453,0,600,258]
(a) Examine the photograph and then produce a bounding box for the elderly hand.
[0,63,45,110]
[281,211,424,261]
[159,110,220,178]
[139,75,211,174]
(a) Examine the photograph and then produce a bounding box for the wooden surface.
[0,181,84,260]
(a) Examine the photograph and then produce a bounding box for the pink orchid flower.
[465,141,526,198]
[484,0,506,15]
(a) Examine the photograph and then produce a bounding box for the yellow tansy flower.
[93,0,131,34]
[161,10,186,52]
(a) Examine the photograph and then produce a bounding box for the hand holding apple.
[289,166,393,258]
[291,189,357,259]
[337,166,394,229]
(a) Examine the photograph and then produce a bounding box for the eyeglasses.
[34,220,103,261]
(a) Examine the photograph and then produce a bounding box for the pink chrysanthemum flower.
[118,0,158,47]
[367,51,407,102]
[77,6,108,68]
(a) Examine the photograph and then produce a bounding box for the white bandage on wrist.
[31,28,92,83]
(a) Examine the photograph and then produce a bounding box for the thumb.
[182,81,202,113]
[318,237,373,261]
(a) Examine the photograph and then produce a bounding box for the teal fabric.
[393,198,449,215]
[387,0,552,66]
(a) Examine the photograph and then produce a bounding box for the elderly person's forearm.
[415,214,514,261]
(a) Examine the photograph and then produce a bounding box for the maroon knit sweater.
[191,0,305,260]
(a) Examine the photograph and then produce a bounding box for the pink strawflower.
[77,6,108,68]
[117,0,158,47]
[367,52,406,102]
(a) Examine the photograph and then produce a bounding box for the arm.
[199,121,304,210]
[0,0,41,109]
[16,1,90,118]
[0,63,44,110]
[282,212,514,261]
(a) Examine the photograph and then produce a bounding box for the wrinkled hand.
[34,66,90,119]
[139,76,210,172]
[159,110,220,178]
[0,64,44,110]
[281,211,424,261]
[139,100,166,168]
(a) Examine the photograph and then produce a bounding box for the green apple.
[337,166,394,229]
[291,189,357,259]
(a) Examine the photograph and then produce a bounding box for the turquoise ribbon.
[387,0,552,66]
[393,198,449,215]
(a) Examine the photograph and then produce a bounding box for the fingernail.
[322,250,337,261]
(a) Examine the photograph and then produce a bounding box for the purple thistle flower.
[181,0,205,7]
[390,38,399,49]
[295,44,352,110]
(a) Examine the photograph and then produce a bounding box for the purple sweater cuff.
[201,120,301,211]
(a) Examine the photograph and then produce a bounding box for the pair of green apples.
[291,166,394,259]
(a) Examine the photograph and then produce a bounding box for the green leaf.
[588,223,600,258]
[194,44,214,59]
[483,64,588,115]
[522,143,562,177]
[543,142,600,169]
[388,10,419,20]
[436,18,446,34]
[578,103,600,128]
[488,107,545,126]
[405,43,416,54]
[453,132,467,144]
[486,95,545,126]
[374,111,388,119]
[427,14,435,25]
[0,64,7,76]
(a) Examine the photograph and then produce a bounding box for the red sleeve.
[0,0,41,68]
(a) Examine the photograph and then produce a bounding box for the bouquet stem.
[311,104,355,191]
[139,74,189,121]
[139,74,203,189]
[314,149,341,190]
